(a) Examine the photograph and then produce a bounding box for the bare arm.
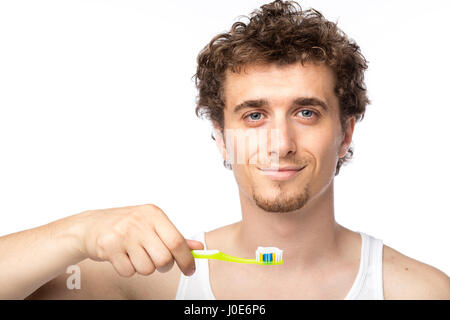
[0,213,86,299]
[0,204,203,300]
[25,257,185,300]
[25,259,129,299]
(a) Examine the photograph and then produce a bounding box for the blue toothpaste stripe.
[262,253,273,263]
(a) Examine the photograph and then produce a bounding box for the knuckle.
[142,203,158,210]
[112,261,135,278]
[121,269,136,278]
[137,263,156,276]
[167,235,185,252]
[141,203,165,218]
[112,222,129,238]
[154,254,174,270]
[95,246,108,261]
[141,203,159,214]
[113,216,140,239]
[157,262,174,273]
[96,234,116,258]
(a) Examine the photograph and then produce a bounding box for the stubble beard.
[251,182,311,213]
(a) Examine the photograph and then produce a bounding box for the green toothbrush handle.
[217,252,261,264]
[191,250,283,265]
[191,250,259,264]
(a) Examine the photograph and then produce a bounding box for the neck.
[234,181,342,271]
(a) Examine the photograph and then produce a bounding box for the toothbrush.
[191,246,283,265]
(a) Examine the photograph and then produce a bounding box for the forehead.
[223,62,338,111]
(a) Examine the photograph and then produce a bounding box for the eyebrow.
[232,97,330,114]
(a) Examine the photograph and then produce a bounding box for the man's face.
[216,61,353,213]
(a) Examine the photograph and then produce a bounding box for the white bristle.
[255,246,283,263]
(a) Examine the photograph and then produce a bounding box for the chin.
[251,185,310,213]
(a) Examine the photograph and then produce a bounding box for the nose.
[268,118,297,159]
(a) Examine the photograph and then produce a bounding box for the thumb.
[186,239,204,250]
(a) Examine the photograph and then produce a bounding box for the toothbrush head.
[256,246,283,265]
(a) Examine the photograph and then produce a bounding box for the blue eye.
[245,112,264,122]
[298,109,318,119]
[244,109,318,123]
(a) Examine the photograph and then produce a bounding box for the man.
[1,0,449,300]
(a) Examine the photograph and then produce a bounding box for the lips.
[257,165,306,181]
[259,165,304,172]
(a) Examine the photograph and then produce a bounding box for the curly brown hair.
[193,0,370,175]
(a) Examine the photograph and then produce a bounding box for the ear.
[212,122,228,161]
[338,117,356,158]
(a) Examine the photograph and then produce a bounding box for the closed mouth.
[258,165,306,172]
[256,165,306,181]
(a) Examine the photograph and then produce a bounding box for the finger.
[152,215,196,276]
[140,232,174,273]
[126,244,156,276]
[186,239,204,250]
[110,252,136,277]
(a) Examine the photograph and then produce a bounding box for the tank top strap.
[345,231,384,299]
[367,232,384,299]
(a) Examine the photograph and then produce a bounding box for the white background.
[0,0,449,276]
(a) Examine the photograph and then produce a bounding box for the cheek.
[228,128,271,166]
[303,129,340,173]
[231,163,256,198]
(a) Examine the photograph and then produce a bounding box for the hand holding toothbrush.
[76,204,204,277]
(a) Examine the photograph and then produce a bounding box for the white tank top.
[176,231,384,300]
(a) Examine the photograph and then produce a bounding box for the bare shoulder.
[383,244,450,300]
